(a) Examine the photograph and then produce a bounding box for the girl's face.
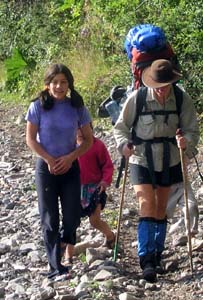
[48,73,69,100]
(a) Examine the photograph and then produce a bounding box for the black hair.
[34,63,84,110]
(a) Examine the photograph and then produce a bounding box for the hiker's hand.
[176,135,186,149]
[122,143,134,158]
[98,181,108,194]
[176,129,186,150]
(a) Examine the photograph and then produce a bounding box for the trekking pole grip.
[115,142,133,189]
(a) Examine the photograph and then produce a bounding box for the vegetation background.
[0,0,202,135]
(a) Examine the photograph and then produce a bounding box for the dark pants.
[35,158,81,277]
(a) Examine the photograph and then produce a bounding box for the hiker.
[65,125,115,264]
[113,59,199,282]
[167,180,199,238]
[25,63,93,281]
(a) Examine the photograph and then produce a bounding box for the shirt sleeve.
[96,139,114,186]
[77,106,92,127]
[25,100,41,125]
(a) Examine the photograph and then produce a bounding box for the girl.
[26,63,93,281]
[65,125,115,263]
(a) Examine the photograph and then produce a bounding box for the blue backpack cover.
[124,24,166,59]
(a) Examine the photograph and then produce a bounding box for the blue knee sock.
[138,217,157,257]
[155,218,167,253]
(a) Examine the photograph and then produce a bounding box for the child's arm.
[96,139,114,192]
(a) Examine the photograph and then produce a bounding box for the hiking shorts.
[129,163,183,187]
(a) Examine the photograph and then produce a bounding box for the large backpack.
[97,24,180,121]
[124,24,180,89]
[124,24,166,59]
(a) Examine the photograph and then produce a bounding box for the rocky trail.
[0,104,203,300]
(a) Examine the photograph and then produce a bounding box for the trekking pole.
[113,156,129,261]
[177,129,193,274]
[115,156,126,188]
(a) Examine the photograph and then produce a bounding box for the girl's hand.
[53,155,73,175]
[46,157,57,174]
[97,181,108,194]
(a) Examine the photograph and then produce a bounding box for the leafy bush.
[0,0,202,120]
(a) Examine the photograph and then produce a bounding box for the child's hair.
[34,63,84,110]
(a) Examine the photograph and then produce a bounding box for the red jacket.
[78,137,114,185]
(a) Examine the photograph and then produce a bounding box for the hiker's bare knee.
[134,184,156,217]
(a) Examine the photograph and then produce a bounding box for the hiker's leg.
[154,218,167,274]
[89,204,114,241]
[134,184,157,282]
[156,186,170,219]
[137,216,157,282]
[155,186,170,273]
[134,184,157,218]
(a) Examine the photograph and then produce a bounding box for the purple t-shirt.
[26,99,91,157]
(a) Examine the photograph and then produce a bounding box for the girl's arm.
[54,123,93,175]
[26,121,56,173]
[97,140,114,189]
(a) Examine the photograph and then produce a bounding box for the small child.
[65,125,115,263]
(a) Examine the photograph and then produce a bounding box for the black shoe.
[140,254,157,283]
[143,263,157,282]
[156,252,165,274]
[156,261,165,274]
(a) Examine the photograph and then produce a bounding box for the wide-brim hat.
[142,59,182,88]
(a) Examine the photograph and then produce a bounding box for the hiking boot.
[143,263,157,283]
[140,253,157,283]
[156,252,165,274]
[156,260,165,274]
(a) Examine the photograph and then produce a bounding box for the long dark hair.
[36,64,84,110]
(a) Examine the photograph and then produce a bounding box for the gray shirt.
[113,85,199,171]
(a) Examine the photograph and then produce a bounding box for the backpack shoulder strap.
[173,84,183,117]
[133,86,148,127]
[133,85,183,128]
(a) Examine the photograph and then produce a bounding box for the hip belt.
[132,136,177,188]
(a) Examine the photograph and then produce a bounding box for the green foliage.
[0,0,203,127]
[78,252,86,263]
[102,208,118,229]
[4,48,27,80]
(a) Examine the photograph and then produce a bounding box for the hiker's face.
[154,84,171,99]
[49,73,69,100]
